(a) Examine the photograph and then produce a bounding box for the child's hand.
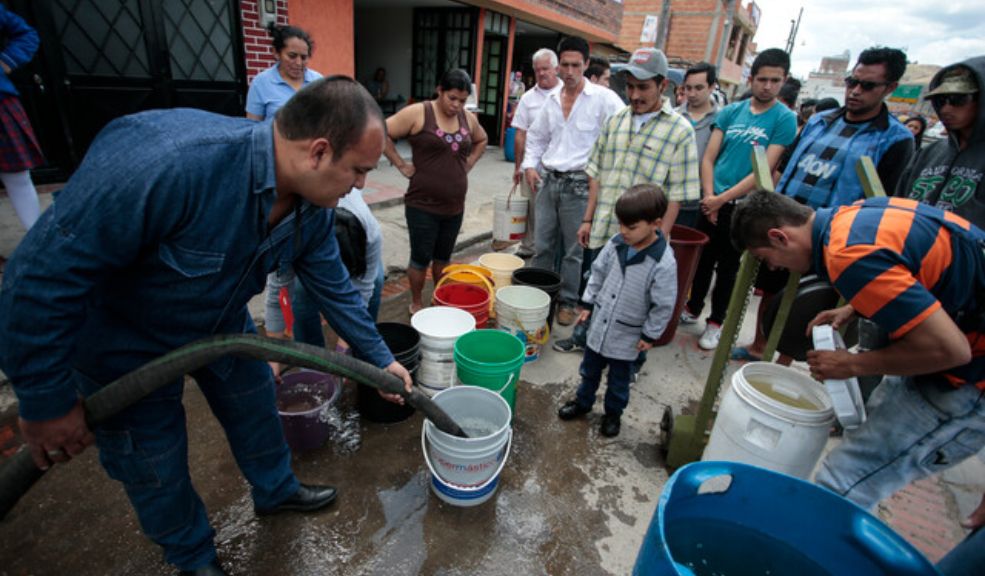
[637,339,653,352]
[576,309,591,324]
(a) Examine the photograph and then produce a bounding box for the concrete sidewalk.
[1,144,983,572]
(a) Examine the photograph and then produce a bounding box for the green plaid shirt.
[585,101,700,249]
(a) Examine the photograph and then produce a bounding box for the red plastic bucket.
[655,224,709,346]
[433,282,491,328]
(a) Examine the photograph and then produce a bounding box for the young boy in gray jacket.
[557,184,677,437]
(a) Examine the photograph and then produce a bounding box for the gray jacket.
[583,233,677,361]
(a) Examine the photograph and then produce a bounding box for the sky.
[749,0,985,79]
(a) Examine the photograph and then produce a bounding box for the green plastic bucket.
[453,329,525,412]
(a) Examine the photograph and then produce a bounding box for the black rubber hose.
[0,334,467,521]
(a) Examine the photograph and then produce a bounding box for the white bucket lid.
[411,306,476,339]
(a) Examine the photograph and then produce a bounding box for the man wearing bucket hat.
[0,77,413,575]
[730,190,985,512]
[553,47,698,356]
[897,56,984,227]
[522,36,625,327]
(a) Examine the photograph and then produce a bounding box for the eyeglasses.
[929,93,974,109]
[844,76,890,91]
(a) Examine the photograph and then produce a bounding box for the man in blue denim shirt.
[0,77,412,575]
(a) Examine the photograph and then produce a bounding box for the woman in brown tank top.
[383,69,488,314]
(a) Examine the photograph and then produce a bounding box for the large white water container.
[703,362,835,479]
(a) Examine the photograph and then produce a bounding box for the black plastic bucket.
[511,267,562,328]
[358,322,419,423]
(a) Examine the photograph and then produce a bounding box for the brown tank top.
[405,101,472,215]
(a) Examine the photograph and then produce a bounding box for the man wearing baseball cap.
[553,47,699,358]
[897,57,984,228]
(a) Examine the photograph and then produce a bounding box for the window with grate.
[162,0,236,82]
[51,0,151,78]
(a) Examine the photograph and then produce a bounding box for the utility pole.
[655,0,672,51]
[785,7,803,56]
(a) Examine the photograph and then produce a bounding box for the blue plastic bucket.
[633,461,939,576]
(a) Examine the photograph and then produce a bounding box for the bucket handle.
[495,372,515,396]
[501,310,551,346]
[420,424,513,492]
[506,181,520,210]
[434,269,496,314]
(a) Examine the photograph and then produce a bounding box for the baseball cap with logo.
[612,48,669,81]
[925,67,979,97]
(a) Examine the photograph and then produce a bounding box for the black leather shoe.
[179,559,227,576]
[600,414,621,437]
[255,484,337,516]
[558,400,591,420]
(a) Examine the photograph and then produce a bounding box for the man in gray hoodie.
[675,62,720,228]
[897,56,984,227]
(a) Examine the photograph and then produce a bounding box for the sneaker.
[698,323,722,350]
[679,309,698,325]
[556,306,577,326]
[552,336,584,353]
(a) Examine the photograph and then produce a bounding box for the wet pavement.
[2,148,985,574]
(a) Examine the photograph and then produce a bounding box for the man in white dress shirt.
[509,48,561,258]
[522,36,625,326]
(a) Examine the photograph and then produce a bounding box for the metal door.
[9,0,246,182]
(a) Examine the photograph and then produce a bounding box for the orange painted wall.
[293,0,354,77]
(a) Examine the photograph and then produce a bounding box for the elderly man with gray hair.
[507,47,561,257]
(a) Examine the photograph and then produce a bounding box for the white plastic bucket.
[411,307,476,395]
[423,386,513,507]
[478,253,525,290]
[493,194,527,242]
[703,362,835,479]
[495,285,551,362]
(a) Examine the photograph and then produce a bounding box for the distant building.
[803,50,850,104]
[618,0,761,97]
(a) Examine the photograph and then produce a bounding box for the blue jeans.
[82,359,298,571]
[575,347,633,417]
[263,265,297,334]
[293,264,385,347]
[815,375,985,510]
[531,171,589,306]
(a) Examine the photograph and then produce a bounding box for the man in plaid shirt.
[554,47,699,355]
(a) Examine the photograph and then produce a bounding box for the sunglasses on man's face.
[844,76,889,91]
[930,93,974,109]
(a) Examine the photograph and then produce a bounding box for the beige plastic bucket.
[478,253,525,290]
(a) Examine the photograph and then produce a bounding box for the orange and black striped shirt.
[812,197,985,388]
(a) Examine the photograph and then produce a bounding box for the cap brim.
[925,85,978,97]
[612,63,661,80]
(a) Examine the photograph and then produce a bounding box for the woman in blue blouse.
[246,23,322,121]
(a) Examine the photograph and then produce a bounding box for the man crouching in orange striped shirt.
[731,190,985,511]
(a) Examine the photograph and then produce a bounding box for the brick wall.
[619,0,724,64]
[240,0,290,81]
[531,0,622,36]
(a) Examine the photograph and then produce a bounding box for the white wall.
[354,7,414,105]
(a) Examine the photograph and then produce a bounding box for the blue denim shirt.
[0,109,393,421]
